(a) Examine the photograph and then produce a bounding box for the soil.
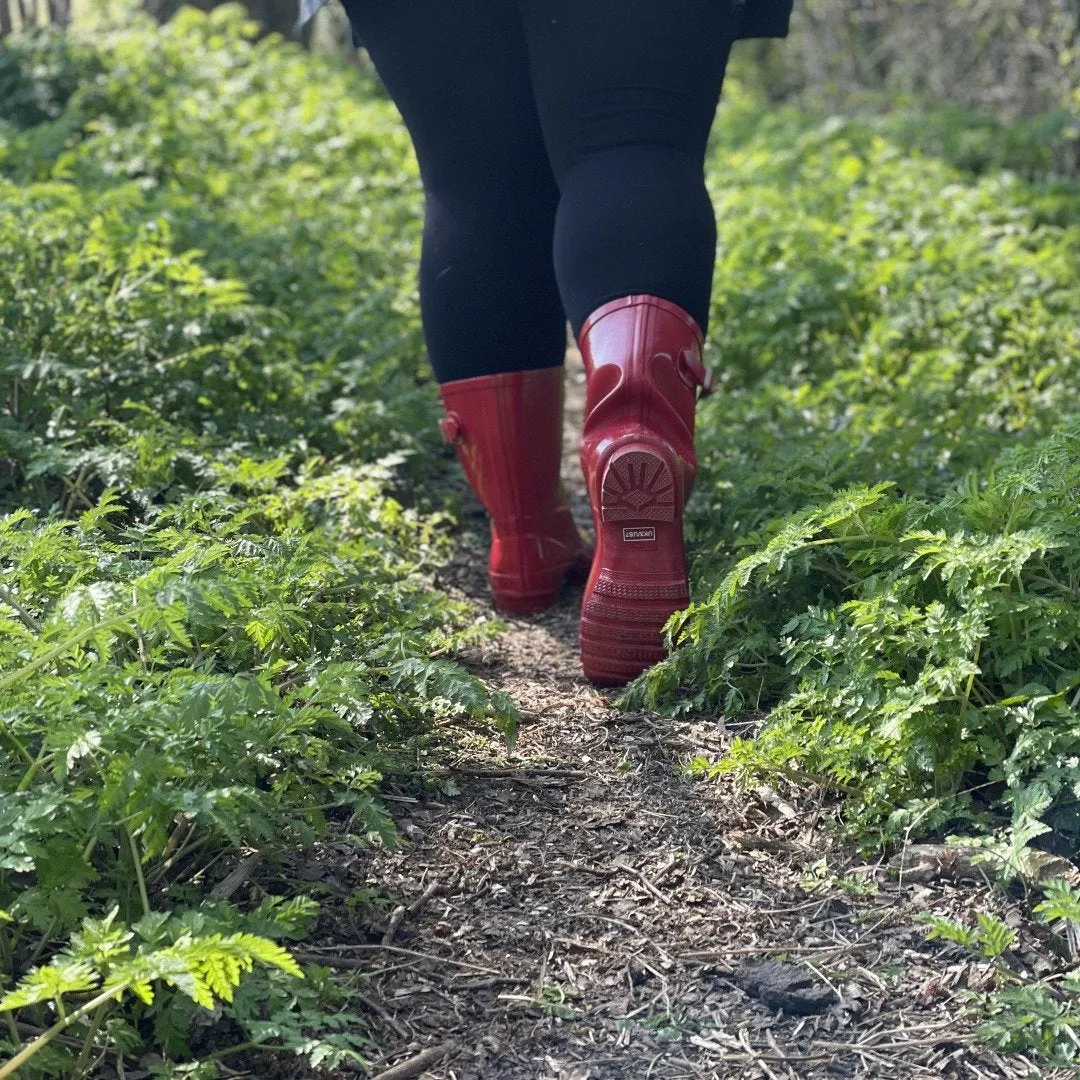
[299,355,1073,1080]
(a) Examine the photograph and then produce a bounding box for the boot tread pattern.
[579,619,663,647]
[593,576,688,602]
[580,643,666,664]
[601,450,675,523]
[583,597,674,623]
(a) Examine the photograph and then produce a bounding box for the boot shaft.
[438,365,589,613]
[578,295,712,495]
[439,366,568,528]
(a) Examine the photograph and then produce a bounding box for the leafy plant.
[626,103,1080,860]
[920,882,1080,1068]
[0,10,512,1075]
[922,912,1016,960]
[0,910,301,1080]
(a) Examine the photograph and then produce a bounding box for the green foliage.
[978,983,1080,1069]
[730,0,1080,160]
[1,10,431,507]
[0,907,330,1080]
[1035,879,1080,926]
[627,105,1080,859]
[922,911,1016,960]
[6,8,1080,1076]
[0,10,512,1076]
[0,30,103,130]
[920,884,1080,1068]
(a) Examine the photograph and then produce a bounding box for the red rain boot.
[439,366,592,615]
[578,296,713,687]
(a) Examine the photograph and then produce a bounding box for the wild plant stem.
[0,927,19,1045]
[15,741,49,794]
[0,584,40,632]
[0,607,153,696]
[3,1012,20,1051]
[0,985,126,1080]
[0,923,18,1048]
[203,1039,265,1061]
[0,721,32,766]
[959,641,982,722]
[72,1003,107,1076]
[23,917,58,971]
[126,828,152,920]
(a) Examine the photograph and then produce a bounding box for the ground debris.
[735,961,835,1015]
[299,358,1075,1080]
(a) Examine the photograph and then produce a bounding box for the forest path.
[319,354,1053,1080]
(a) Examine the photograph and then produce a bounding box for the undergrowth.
[921,880,1080,1069]
[614,95,1080,1071]
[5,8,1080,1075]
[625,98,1080,867]
[0,10,514,1076]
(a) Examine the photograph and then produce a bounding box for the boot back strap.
[677,350,716,398]
[439,412,464,444]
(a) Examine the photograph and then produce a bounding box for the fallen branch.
[293,946,499,975]
[209,853,262,900]
[445,766,588,780]
[371,1042,456,1080]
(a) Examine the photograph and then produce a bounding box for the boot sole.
[580,444,689,687]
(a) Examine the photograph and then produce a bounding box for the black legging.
[342,0,738,383]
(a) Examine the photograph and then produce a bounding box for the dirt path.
[308,358,1064,1080]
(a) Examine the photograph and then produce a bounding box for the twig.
[566,910,675,965]
[741,1027,782,1080]
[814,1035,971,1053]
[382,905,407,946]
[445,766,588,780]
[13,1022,81,1049]
[210,853,262,900]
[370,1042,455,1080]
[125,828,151,920]
[354,992,410,1040]
[0,584,39,632]
[798,958,845,1006]
[72,1003,107,1076]
[681,943,864,960]
[293,946,499,975]
[407,880,442,918]
[711,1050,834,1066]
[613,860,672,906]
[446,975,528,990]
[549,860,618,878]
[651,851,683,886]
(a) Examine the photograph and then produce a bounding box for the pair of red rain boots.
[438,295,712,687]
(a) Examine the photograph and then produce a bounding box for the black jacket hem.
[734,2,793,41]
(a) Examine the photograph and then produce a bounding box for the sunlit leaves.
[627,103,1080,859]
[0,12,502,1077]
[0,960,98,1011]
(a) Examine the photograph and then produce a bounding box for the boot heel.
[600,447,676,524]
[493,589,562,616]
[580,443,689,687]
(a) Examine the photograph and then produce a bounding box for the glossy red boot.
[439,366,592,615]
[578,296,713,686]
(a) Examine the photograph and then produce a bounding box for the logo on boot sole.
[623,527,657,543]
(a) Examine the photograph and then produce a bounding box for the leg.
[344,0,566,382]
[341,0,590,611]
[518,0,737,335]
[518,0,738,684]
